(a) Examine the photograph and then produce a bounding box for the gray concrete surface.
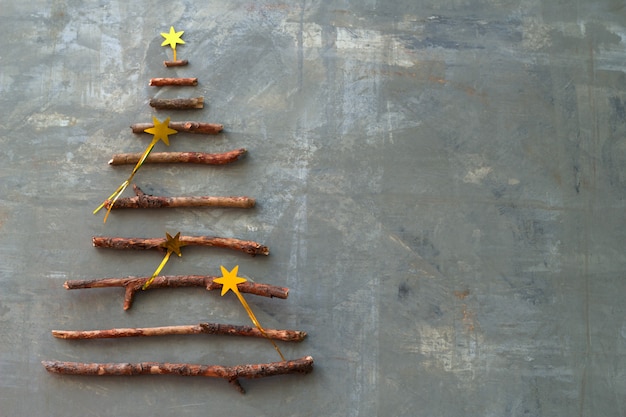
[1,1,625,416]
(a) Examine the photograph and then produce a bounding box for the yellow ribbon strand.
[92,180,129,215]
[142,232,183,290]
[214,265,285,360]
[142,250,172,290]
[93,138,159,223]
[233,289,286,361]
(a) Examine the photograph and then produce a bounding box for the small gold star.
[142,231,184,290]
[214,265,247,296]
[144,116,177,146]
[160,26,185,50]
[161,232,183,256]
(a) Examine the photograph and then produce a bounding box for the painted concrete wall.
[1,1,625,415]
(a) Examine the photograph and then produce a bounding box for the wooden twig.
[164,59,188,67]
[108,148,246,165]
[42,356,314,394]
[131,121,223,135]
[104,184,255,210]
[64,275,286,310]
[52,322,306,342]
[150,97,203,109]
[149,77,198,86]
[93,236,269,256]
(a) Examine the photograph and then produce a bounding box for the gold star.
[144,116,177,146]
[161,232,183,256]
[160,26,185,50]
[214,265,286,361]
[143,232,184,290]
[214,265,248,296]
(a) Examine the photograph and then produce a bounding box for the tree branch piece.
[52,322,306,342]
[149,77,198,86]
[131,121,223,135]
[150,97,203,109]
[164,59,188,67]
[92,236,269,256]
[108,149,246,165]
[104,184,255,210]
[42,356,314,394]
[64,275,286,310]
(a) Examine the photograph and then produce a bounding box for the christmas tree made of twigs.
[44,26,313,393]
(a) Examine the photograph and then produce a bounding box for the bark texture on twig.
[108,149,246,165]
[42,356,314,394]
[92,236,269,256]
[131,121,223,135]
[52,322,306,342]
[164,59,188,67]
[64,275,287,310]
[149,77,198,86]
[104,185,255,210]
[149,97,203,109]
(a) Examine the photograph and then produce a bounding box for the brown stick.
[42,356,314,394]
[93,236,269,256]
[131,121,223,135]
[108,149,246,165]
[52,322,306,342]
[105,184,255,210]
[149,77,198,86]
[164,59,188,67]
[149,97,203,109]
[64,275,286,310]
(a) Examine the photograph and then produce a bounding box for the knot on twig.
[199,322,217,333]
[228,378,245,394]
[132,185,165,208]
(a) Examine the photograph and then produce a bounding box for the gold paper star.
[215,266,285,360]
[161,231,183,256]
[214,265,247,296]
[93,117,177,223]
[160,26,185,61]
[144,116,178,146]
[142,232,184,290]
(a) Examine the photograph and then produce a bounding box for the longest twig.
[64,275,286,310]
[52,322,306,342]
[131,121,223,135]
[42,356,314,394]
[92,236,269,256]
[104,185,255,210]
[108,149,246,165]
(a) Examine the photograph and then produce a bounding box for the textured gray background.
[1,1,625,416]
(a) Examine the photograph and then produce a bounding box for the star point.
[144,116,177,146]
[214,265,248,296]
[160,26,185,49]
